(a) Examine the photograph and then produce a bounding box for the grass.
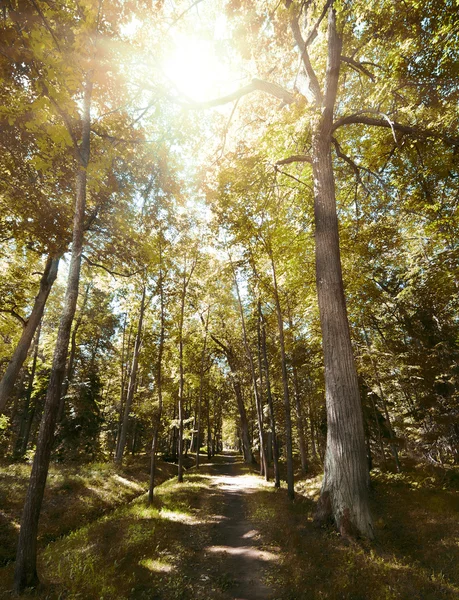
[0,453,178,595]
[245,463,459,600]
[1,454,458,599]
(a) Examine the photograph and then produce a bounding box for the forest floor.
[0,453,459,599]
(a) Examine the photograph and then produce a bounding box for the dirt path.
[199,455,278,600]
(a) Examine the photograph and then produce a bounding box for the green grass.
[245,464,459,600]
[2,455,459,600]
[0,454,178,590]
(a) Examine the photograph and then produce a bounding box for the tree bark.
[311,9,373,538]
[13,322,42,459]
[287,303,308,475]
[115,283,146,463]
[14,77,93,593]
[177,256,196,482]
[211,333,253,463]
[260,307,280,487]
[269,253,294,499]
[149,249,165,502]
[196,307,210,468]
[230,257,268,477]
[57,283,91,422]
[0,254,59,415]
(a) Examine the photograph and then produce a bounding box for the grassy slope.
[0,455,179,594]
[247,466,459,600]
[1,457,458,599]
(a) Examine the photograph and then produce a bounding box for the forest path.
[195,454,279,599]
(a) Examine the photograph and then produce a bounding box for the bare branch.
[167,0,205,31]
[287,6,322,104]
[0,308,27,327]
[275,167,312,189]
[304,0,333,47]
[332,113,459,146]
[182,78,296,109]
[341,56,375,81]
[276,154,312,165]
[82,255,144,278]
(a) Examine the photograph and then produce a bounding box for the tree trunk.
[230,257,268,476]
[57,283,90,422]
[13,323,42,459]
[177,256,196,482]
[261,307,280,487]
[210,333,253,463]
[312,9,373,538]
[0,255,59,415]
[287,302,308,475]
[196,307,210,468]
[269,253,294,499]
[14,78,93,593]
[256,301,269,480]
[115,283,146,463]
[149,252,165,503]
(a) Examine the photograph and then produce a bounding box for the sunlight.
[206,545,279,562]
[139,558,175,573]
[162,32,239,103]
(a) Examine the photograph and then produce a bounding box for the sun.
[162,32,240,103]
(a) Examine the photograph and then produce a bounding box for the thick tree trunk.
[115,284,146,463]
[13,78,93,593]
[269,254,294,499]
[0,255,59,415]
[312,10,373,538]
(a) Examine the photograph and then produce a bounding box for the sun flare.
[162,33,239,103]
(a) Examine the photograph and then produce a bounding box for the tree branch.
[286,4,322,104]
[181,78,296,109]
[332,113,459,146]
[82,255,144,278]
[0,308,27,327]
[341,56,375,81]
[276,154,312,165]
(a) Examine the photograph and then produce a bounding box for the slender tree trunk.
[256,301,269,480]
[14,78,93,593]
[177,271,186,482]
[14,323,42,459]
[230,257,268,476]
[210,334,254,463]
[311,9,373,538]
[115,283,146,463]
[261,307,280,487]
[177,257,196,482]
[57,283,90,422]
[196,307,210,468]
[0,255,59,415]
[269,253,294,499]
[149,254,165,502]
[363,327,401,472]
[287,302,308,474]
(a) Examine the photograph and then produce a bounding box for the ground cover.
[0,454,179,591]
[1,454,458,599]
